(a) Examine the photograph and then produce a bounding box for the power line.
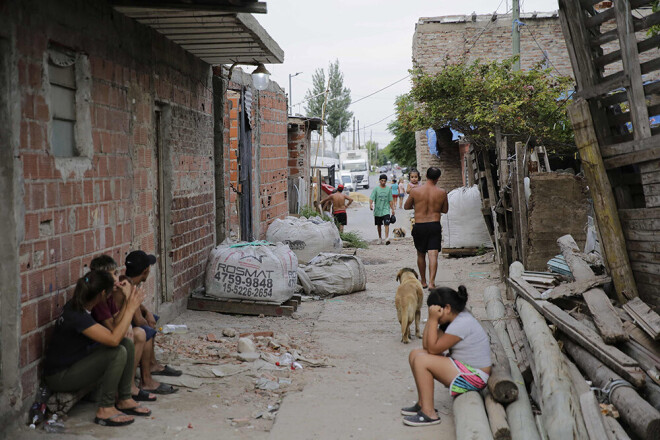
[523,25,565,78]
[363,112,397,129]
[463,0,508,56]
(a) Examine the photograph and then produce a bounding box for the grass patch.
[299,205,332,222]
[340,231,369,249]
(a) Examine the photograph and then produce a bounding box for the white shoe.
[378,239,383,245]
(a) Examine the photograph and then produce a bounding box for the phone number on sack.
[214,272,274,298]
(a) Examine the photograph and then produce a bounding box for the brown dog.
[393,227,406,238]
[395,268,424,343]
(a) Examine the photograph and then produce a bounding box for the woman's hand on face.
[429,305,443,320]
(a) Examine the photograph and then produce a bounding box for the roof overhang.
[112,2,284,66]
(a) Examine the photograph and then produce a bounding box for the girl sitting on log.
[42,270,150,427]
[402,285,492,427]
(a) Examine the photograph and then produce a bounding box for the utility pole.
[512,0,520,71]
[288,72,302,115]
[352,117,356,150]
[357,120,360,148]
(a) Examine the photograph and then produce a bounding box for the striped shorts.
[449,359,490,397]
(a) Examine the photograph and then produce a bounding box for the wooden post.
[514,142,528,267]
[516,297,589,440]
[482,320,519,403]
[483,389,512,440]
[484,285,541,440]
[567,98,638,302]
[564,339,660,440]
[453,391,494,440]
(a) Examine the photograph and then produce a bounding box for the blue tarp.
[426,128,438,156]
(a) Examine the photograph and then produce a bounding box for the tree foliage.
[405,58,575,153]
[304,60,353,142]
[364,140,388,166]
[385,94,417,168]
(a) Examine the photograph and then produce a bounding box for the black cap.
[125,250,157,277]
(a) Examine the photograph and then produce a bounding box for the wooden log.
[541,275,611,300]
[564,355,614,440]
[514,142,528,266]
[567,99,638,302]
[583,288,628,343]
[604,416,632,440]
[516,298,589,440]
[483,284,541,440]
[483,389,512,440]
[453,391,494,440]
[564,339,660,440]
[622,320,660,359]
[623,297,660,341]
[557,234,595,282]
[504,304,533,383]
[481,320,519,404]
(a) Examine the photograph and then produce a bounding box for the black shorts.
[374,214,391,226]
[334,212,347,226]
[411,222,442,253]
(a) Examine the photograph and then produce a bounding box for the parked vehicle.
[339,172,355,193]
[340,149,370,189]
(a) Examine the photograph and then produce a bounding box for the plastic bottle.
[27,386,50,427]
[161,324,188,334]
[44,414,66,433]
[275,353,294,367]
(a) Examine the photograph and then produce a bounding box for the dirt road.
[10,207,501,440]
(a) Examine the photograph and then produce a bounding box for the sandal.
[94,413,134,427]
[132,389,157,402]
[116,404,151,417]
[403,411,441,427]
[143,382,178,395]
[151,365,182,377]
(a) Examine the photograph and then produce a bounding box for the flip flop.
[116,404,151,417]
[132,389,157,402]
[143,383,178,395]
[94,413,134,427]
[421,284,428,289]
[151,365,182,377]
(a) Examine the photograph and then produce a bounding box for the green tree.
[304,60,353,148]
[386,94,417,168]
[405,57,575,153]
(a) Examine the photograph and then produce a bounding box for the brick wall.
[257,91,289,238]
[13,0,212,401]
[415,130,464,191]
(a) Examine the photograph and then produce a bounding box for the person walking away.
[42,271,151,427]
[404,167,448,289]
[402,286,491,426]
[398,178,406,208]
[370,173,395,245]
[391,177,399,210]
[319,184,354,233]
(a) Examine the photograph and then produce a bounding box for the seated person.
[402,286,492,427]
[125,250,181,393]
[43,271,151,427]
[89,255,156,402]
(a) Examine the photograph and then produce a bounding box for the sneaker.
[378,239,383,245]
[401,403,421,416]
[385,239,391,245]
[403,411,441,427]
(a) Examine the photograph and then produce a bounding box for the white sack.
[300,253,366,298]
[266,216,342,264]
[441,185,493,249]
[205,240,298,303]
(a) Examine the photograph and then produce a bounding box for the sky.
[255,0,559,150]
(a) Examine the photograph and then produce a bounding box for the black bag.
[390,214,397,224]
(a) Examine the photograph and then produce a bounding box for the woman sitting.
[402,285,492,427]
[42,270,150,427]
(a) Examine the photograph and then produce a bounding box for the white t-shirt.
[445,311,492,369]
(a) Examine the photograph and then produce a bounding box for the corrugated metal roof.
[113,7,284,65]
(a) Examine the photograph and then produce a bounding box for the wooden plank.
[567,99,639,301]
[604,416,632,440]
[504,304,534,382]
[623,297,660,341]
[442,247,480,257]
[583,288,628,343]
[576,74,630,100]
[605,145,660,169]
[454,391,494,440]
[623,320,660,359]
[592,10,660,47]
[540,275,612,300]
[516,298,589,440]
[187,296,295,317]
[564,339,660,440]
[515,142,528,267]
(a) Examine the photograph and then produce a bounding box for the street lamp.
[288,72,302,115]
[251,63,271,91]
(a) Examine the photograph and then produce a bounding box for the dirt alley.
[10,234,502,440]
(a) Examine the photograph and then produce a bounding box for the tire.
[363,184,369,189]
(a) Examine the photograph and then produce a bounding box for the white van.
[339,172,355,193]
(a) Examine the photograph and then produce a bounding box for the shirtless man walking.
[319,184,354,233]
[404,167,448,289]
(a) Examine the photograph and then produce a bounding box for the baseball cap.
[337,184,344,190]
[125,250,157,277]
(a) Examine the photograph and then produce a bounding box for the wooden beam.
[454,392,494,440]
[540,275,611,300]
[583,288,628,343]
[112,0,268,14]
[483,390,512,440]
[482,321,519,404]
[575,74,630,100]
[567,99,638,301]
[591,10,660,47]
[613,0,652,140]
[604,146,660,169]
[623,297,660,341]
[483,284,541,440]
[514,142,528,267]
[564,339,660,440]
[516,298,589,440]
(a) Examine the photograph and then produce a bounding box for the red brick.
[21,364,39,399]
[21,303,37,335]
[26,332,43,364]
[37,297,52,327]
[25,213,39,241]
[22,153,39,178]
[27,270,43,299]
[43,267,56,294]
[30,183,45,210]
[56,262,70,289]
